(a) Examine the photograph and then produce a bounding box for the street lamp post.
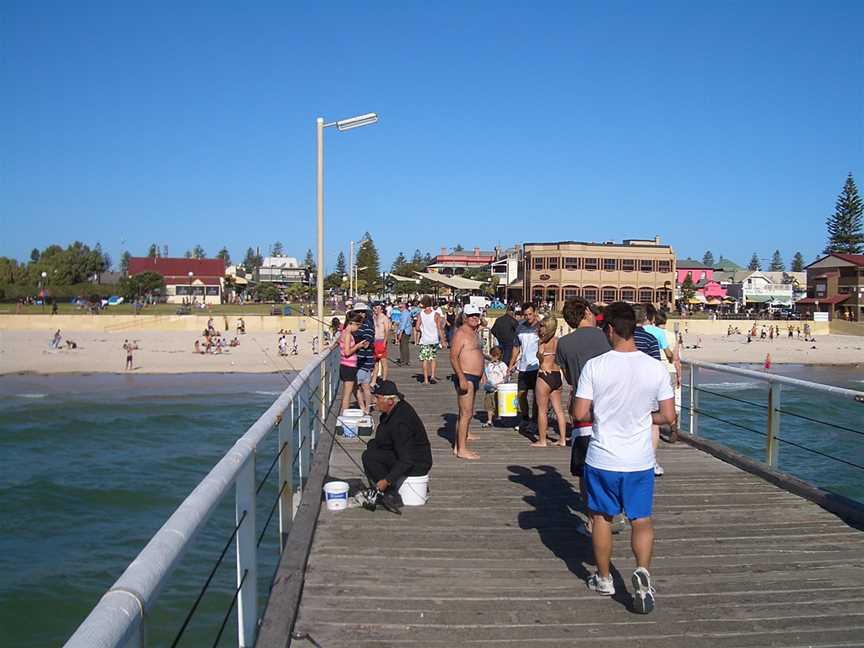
[316,112,378,338]
[40,271,47,313]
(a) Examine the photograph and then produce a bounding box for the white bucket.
[323,481,350,511]
[497,383,519,417]
[398,474,430,506]
[337,415,359,438]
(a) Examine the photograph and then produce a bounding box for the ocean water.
[0,373,297,648]
[1,366,862,648]
[682,364,864,502]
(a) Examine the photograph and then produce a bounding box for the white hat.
[351,301,369,311]
[463,304,482,316]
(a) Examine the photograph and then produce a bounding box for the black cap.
[372,379,402,398]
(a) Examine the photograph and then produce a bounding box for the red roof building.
[797,253,864,321]
[127,257,226,305]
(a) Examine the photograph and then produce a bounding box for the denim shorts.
[584,465,654,520]
[356,367,372,385]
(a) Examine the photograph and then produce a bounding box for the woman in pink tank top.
[340,313,369,413]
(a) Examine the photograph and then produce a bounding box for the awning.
[687,297,704,304]
[413,271,486,290]
[770,295,792,305]
[388,272,418,283]
[232,276,249,285]
[796,295,850,305]
[745,295,772,303]
[705,298,722,305]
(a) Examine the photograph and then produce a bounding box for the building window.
[638,287,653,303]
[547,257,560,271]
[620,287,636,302]
[621,259,635,272]
[640,259,654,272]
[657,260,671,273]
[655,289,670,303]
[603,258,617,271]
[546,287,558,303]
[562,286,580,299]
[584,258,599,271]
[206,286,220,296]
[532,256,545,271]
[564,257,579,270]
[601,286,617,303]
[532,286,545,302]
[583,286,598,302]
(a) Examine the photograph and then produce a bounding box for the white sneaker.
[587,572,615,596]
[654,463,664,477]
[632,567,656,614]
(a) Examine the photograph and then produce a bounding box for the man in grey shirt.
[556,298,611,516]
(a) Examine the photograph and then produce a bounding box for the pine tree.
[702,251,715,268]
[120,251,132,275]
[217,247,231,265]
[791,251,805,272]
[184,250,193,259]
[304,249,315,268]
[410,249,424,266]
[192,245,206,260]
[681,274,696,302]
[769,250,784,271]
[242,247,258,269]
[748,253,761,271]
[30,248,40,263]
[391,251,407,272]
[355,235,380,288]
[272,241,284,256]
[335,251,347,275]
[147,244,159,258]
[453,244,464,252]
[824,173,864,254]
[162,244,169,258]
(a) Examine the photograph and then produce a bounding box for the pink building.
[676,258,727,302]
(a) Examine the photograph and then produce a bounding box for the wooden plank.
[279,347,864,647]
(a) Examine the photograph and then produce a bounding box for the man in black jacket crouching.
[362,380,433,499]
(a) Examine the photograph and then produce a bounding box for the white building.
[257,256,307,285]
[718,270,802,309]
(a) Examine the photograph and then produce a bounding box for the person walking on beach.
[449,304,484,459]
[417,295,446,385]
[574,301,676,614]
[509,302,540,432]
[533,316,568,447]
[123,339,134,371]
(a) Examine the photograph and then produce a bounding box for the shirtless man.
[449,304,485,459]
[372,303,391,383]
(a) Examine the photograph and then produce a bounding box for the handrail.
[680,357,864,517]
[64,346,341,648]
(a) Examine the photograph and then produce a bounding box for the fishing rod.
[248,335,403,514]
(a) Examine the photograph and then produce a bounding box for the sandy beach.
[0,329,324,374]
[1,326,862,374]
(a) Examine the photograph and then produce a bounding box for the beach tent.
[411,271,486,291]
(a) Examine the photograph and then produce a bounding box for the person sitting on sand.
[229,337,240,347]
[194,340,202,354]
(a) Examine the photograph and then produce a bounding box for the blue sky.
[2,1,862,271]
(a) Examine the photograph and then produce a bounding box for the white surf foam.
[15,393,48,399]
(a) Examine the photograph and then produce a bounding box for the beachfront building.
[426,246,497,276]
[127,257,226,305]
[490,245,523,302]
[718,270,800,312]
[522,237,676,308]
[256,256,307,285]
[796,253,864,321]
[675,258,728,308]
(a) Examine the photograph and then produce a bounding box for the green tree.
[30,248,40,263]
[304,248,315,268]
[391,251,408,272]
[242,247,262,270]
[453,244,464,252]
[119,251,131,275]
[748,253,761,271]
[702,251,715,268]
[791,251,805,272]
[216,247,231,265]
[355,234,380,290]
[147,243,159,258]
[272,241,284,256]
[681,273,696,302]
[824,172,864,254]
[410,249,423,266]
[769,250,785,271]
[335,251,347,275]
[192,245,206,260]
[118,271,165,300]
[184,250,193,259]
[254,282,281,302]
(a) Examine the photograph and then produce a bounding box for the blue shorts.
[584,465,654,520]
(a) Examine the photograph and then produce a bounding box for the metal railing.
[681,358,864,477]
[64,346,341,648]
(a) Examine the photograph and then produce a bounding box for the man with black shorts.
[508,302,540,432]
[449,304,484,459]
[573,302,676,614]
[556,298,610,505]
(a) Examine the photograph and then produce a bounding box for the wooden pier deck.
[290,352,864,647]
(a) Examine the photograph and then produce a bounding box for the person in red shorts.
[372,302,391,383]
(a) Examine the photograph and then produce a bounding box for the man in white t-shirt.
[574,301,676,614]
[508,302,540,431]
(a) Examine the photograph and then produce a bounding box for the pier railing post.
[766,382,782,467]
[688,364,699,436]
[235,455,257,648]
[278,398,294,551]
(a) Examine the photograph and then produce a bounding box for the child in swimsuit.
[533,316,568,447]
